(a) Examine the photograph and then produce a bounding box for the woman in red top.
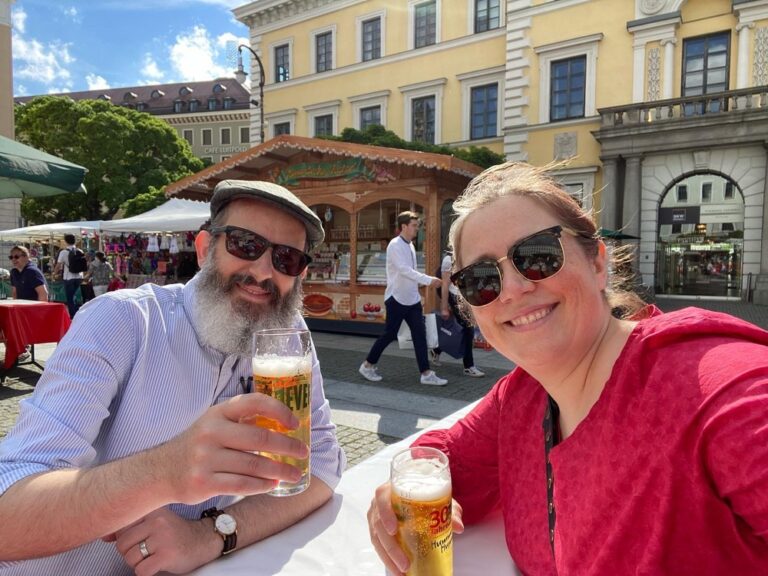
[367,162,768,575]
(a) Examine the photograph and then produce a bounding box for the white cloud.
[15,84,28,96]
[62,6,82,23]
[13,33,75,91]
[86,73,110,90]
[140,54,165,83]
[168,25,233,81]
[11,7,27,34]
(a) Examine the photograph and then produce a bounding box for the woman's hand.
[366,481,465,575]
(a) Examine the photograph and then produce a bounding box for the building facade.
[233,0,506,155]
[15,78,253,165]
[506,0,768,302]
[1,0,23,232]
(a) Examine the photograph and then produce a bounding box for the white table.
[192,401,519,575]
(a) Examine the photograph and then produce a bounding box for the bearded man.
[0,181,345,575]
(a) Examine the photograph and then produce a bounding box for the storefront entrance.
[655,172,744,298]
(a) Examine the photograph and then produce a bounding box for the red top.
[414,307,768,575]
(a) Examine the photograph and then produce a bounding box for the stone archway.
[639,146,766,297]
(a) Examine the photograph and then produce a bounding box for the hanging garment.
[169,236,180,254]
[147,235,160,252]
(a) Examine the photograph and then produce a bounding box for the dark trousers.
[366,297,429,373]
[434,292,476,368]
[63,278,81,318]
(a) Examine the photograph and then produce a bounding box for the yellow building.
[234,0,506,155]
[509,0,768,302]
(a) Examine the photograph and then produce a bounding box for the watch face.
[215,514,237,536]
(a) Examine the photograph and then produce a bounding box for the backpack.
[68,248,88,273]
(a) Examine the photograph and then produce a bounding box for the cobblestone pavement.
[335,424,399,468]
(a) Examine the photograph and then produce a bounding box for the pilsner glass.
[390,446,453,576]
[242,328,312,496]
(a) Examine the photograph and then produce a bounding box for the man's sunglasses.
[209,225,312,277]
[450,225,592,307]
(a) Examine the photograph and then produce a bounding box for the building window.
[550,56,586,121]
[360,106,381,130]
[173,100,183,113]
[223,98,234,110]
[240,126,250,144]
[470,83,497,139]
[136,102,146,112]
[151,89,164,99]
[273,122,291,136]
[202,129,212,146]
[414,1,437,49]
[362,17,381,61]
[722,222,735,232]
[676,184,688,203]
[683,32,729,113]
[189,99,199,112]
[183,129,193,145]
[475,0,500,33]
[221,155,230,161]
[179,86,193,96]
[412,95,435,144]
[207,98,217,111]
[221,128,231,145]
[701,182,712,203]
[313,114,334,137]
[275,44,290,83]
[671,222,682,234]
[724,181,734,199]
[213,83,226,93]
[315,31,333,73]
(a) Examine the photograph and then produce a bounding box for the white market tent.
[100,198,209,234]
[0,220,103,242]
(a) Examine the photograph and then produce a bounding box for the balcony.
[593,85,768,156]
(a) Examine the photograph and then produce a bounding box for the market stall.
[165,135,482,335]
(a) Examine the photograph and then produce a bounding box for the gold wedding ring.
[139,540,151,559]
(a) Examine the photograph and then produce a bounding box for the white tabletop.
[192,400,519,576]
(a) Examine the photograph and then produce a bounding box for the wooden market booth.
[165,135,482,335]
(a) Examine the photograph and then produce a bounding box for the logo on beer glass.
[391,446,453,576]
[244,328,312,497]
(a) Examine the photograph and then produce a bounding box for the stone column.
[622,155,643,238]
[661,39,676,99]
[736,23,754,89]
[0,0,15,137]
[753,142,768,304]
[599,157,619,230]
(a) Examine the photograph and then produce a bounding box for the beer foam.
[252,354,312,376]
[392,460,451,501]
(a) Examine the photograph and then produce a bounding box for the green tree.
[119,186,166,217]
[14,96,203,223]
[326,125,505,169]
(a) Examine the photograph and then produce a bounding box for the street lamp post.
[234,44,266,144]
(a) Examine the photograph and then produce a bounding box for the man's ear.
[195,231,211,266]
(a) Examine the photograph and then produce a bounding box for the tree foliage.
[324,125,506,169]
[14,96,203,223]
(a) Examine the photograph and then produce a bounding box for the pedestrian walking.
[430,252,485,377]
[53,233,86,318]
[359,211,448,386]
[85,251,114,297]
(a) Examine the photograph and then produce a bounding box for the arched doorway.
[655,172,744,297]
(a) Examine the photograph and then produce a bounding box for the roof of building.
[165,135,484,198]
[14,78,251,116]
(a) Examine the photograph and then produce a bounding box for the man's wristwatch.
[201,507,238,556]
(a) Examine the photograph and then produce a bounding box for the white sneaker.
[429,349,441,366]
[359,362,383,382]
[464,366,485,378]
[420,371,448,386]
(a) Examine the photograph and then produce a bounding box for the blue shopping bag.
[436,315,465,359]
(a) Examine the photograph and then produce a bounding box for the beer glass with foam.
[390,446,453,576]
[244,328,312,496]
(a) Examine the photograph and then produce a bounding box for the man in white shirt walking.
[359,211,448,386]
[53,233,84,318]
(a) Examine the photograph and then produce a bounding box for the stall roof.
[164,135,484,199]
[100,198,209,233]
[0,220,102,241]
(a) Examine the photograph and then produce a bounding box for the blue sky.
[11,0,250,97]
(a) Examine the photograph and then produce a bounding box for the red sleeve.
[413,381,504,524]
[699,341,768,541]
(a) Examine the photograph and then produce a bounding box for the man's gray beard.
[193,249,304,356]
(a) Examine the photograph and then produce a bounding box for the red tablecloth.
[0,300,71,370]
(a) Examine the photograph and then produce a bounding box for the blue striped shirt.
[0,275,345,575]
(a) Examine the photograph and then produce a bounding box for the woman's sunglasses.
[450,225,591,307]
[209,225,312,277]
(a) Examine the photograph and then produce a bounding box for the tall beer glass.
[244,328,312,496]
[390,446,453,576]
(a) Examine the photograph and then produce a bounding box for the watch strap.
[201,507,238,556]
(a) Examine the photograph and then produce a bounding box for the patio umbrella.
[0,135,87,198]
[599,228,640,240]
